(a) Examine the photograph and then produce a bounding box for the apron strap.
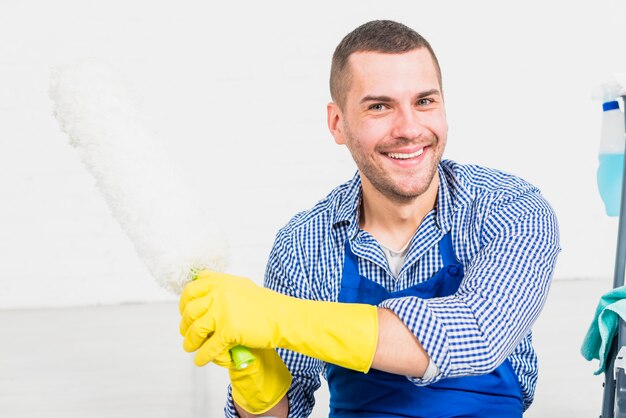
[340,241,362,301]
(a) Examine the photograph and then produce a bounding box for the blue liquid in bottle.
[598,153,624,216]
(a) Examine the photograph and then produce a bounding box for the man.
[179,20,560,417]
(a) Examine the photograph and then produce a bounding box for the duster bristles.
[49,60,229,294]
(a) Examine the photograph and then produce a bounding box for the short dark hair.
[330,20,442,109]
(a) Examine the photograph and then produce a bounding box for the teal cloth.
[582,286,626,375]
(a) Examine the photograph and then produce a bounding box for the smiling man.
[179,20,561,417]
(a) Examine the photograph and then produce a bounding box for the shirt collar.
[436,160,474,232]
[333,172,363,240]
[434,164,453,233]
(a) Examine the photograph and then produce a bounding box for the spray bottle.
[595,80,626,216]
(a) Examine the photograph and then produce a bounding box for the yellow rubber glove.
[229,348,292,415]
[179,270,378,373]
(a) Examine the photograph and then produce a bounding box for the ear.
[327,102,346,145]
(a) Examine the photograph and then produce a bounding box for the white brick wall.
[1,0,626,309]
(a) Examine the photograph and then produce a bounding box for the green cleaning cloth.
[582,286,626,374]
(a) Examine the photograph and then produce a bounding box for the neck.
[359,175,439,251]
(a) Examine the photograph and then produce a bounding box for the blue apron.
[326,233,523,418]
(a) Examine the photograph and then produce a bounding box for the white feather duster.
[49,60,229,295]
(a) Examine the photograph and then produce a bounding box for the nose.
[390,107,425,140]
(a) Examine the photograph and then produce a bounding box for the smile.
[386,148,424,160]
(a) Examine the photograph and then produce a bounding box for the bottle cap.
[603,101,620,111]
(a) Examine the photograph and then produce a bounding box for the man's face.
[328,48,447,202]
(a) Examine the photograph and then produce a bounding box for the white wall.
[1,0,626,309]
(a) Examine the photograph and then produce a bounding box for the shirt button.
[447,266,460,276]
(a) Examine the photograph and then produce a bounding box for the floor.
[0,277,611,417]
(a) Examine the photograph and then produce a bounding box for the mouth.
[385,147,426,160]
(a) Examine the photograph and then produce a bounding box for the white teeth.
[387,148,424,159]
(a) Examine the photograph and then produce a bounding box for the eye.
[417,98,434,106]
[368,103,388,111]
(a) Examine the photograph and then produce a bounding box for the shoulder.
[266,177,357,297]
[441,160,559,248]
[273,175,358,244]
[441,159,554,214]
[442,159,537,196]
[440,162,560,266]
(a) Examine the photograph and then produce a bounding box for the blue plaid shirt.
[225,160,560,417]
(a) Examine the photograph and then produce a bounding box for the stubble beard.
[361,155,440,204]
[345,127,442,204]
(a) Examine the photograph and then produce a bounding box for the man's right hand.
[179,270,379,373]
[228,348,291,416]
